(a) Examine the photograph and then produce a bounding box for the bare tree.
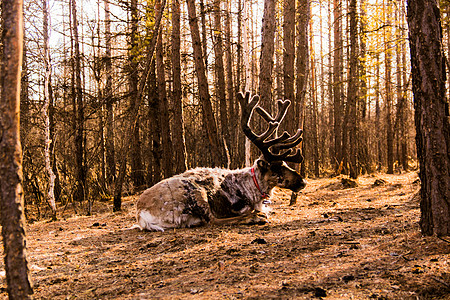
[333,0,343,172]
[128,0,145,188]
[347,0,358,178]
[104,0,115,190]
[213,0,230,167]
[43,0,57,219]
[171,0,187,174]
[0,0,33,296]
[186,0,226,167]
[113,0,166,211]
[384,0,394,174]
[70,0,86,203]
[258,0,276,107]
[407,0,450,236]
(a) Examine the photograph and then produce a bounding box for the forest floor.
[1,171,449,299]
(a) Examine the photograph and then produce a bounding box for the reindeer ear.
[257,158,270,171]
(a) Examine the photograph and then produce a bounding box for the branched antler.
[237,91,304,163]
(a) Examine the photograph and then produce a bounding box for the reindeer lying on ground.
[136,92,306,231]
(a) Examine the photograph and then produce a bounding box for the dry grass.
[1,171,449,299]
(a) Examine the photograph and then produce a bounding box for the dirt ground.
[1,171,449,299]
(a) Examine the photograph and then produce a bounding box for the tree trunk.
[113,0,166,211]
[148,60,163,185]
[186,0,226,167]
[400,0,410,171]
[258,0,276,108]
[43,0,57,219]
[347,0,358,179]
[71,0,86,204]
[283,0,295,105]
[171,0,187,174]
[104,0,116,191]
[243,0,252,167]
[199,0,208,68]
[224,0,236,168]
[407,0,450,236]
[213,0,230,168]
[0,0,33,296]
[385,0,394,174]
[156,0,174,179]
[333,0,343,172]
[294,0,310,183]
[129,0,145,188]
[310,29,320,178]
[375,33,382,171]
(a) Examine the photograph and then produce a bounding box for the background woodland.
[17,0,443,218]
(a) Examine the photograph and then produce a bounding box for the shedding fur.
[136,91,306,230]
[136,159,306,231]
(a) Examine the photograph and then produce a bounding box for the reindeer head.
[238,91,306,193]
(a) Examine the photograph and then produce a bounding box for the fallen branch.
[437,236,450,244]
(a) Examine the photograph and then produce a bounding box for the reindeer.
[136,91,306,231]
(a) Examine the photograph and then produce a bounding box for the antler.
[237,91,304,163]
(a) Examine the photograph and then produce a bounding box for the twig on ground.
[437,236,450,244]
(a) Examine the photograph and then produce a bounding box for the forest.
[0,0,449,298]
[18,0,419,217]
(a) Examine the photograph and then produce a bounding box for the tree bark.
[186,0,226,167]
[283,0,295,105]
[104,0,116,191]
[347,0,358,179]
[333,0,343,172]
[129,0,145,188]
[294,0,310,183]
[0,0,33,296]
[213,0,230,168]
[71,0,86,203]
[156,0,174,178]
[224,0,236,168]
[43,0,57,219]
[258,0,276,108]
[385,0,394,174]
[407,0,450,236]
[113,0,166,211]
[171,0,187,174]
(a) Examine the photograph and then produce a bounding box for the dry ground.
[1,171,449,299]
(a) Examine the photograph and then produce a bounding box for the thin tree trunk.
[283,0,295,106]
[224,0,236,168]
[156,0,174,178]
[71,0,86,204]
[333,0,343,173]
[243,0,252,167]
[399,0,408,171]
[347,0,358,179]
[310,30,320,177]
[258,0,276,108]
[375,51,382,171]
[199,0,208,68]
[385,0,394,174]
[43,0,57,219]
[213,0,230,167]
[113,0,166,211]
[294,0,310,182]
[171,0,187,174]
[148,60,162,185]
[129,0,145,188]
[407,0,450,236]
[0,0,33,296]
[104,0,115,191]
[186,0,226,167]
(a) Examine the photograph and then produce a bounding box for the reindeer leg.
[210,211,268,226]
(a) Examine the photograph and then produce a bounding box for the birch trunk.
[43,0,57,219]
